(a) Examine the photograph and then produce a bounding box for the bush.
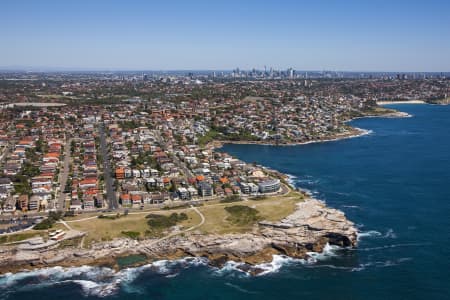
[162,203,190,210]
[146,213,188,230]
[224,205,260,225]
[250,195,267,201]
[33,219,54,230]
[33,211,64,230]
[98,213,121,220]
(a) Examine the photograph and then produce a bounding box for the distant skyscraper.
[288,68,294,79]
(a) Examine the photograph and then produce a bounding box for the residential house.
[198,182,213,197]
[17,194,29,211]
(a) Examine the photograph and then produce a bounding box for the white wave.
[0,266,120,297]
[298,187,314,196]
[0,257,209,297]
[306,256,413,273]
[225,282,259,294]
[285,174,298,188]
[342,205,360,209]
[384,228,397,239]
[0,265,111,288]
[352,257,413,272]
[240,244,342,276]
[305,243,341,263]
[335,191,351,196]
[357,230,382,240]
[254,244,344,274]
[70,279,119,298]
[296,178,320,185]
[213,261,250,277]
[303,264,354,271]
[151,259,171,274]
[213,255,304,277]
[397,257,413,263]
[177,256,208,267]
[357,229,397,241]
[356,242,431,252]
[254,255,301,276]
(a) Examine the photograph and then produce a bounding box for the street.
[57,138,72,211]
[98,124,119,209]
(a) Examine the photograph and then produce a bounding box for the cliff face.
[137,198,358,272]
[0,198,358,275]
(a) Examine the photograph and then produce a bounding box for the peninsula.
[0,72,444,275]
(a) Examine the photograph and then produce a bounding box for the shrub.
[224,205,260,225]
[98,213,121,220]
[146,213,187,230]
[33,218,54,230]
[163,203,190,210]
[250,195,267,201]
[33,211,64,230]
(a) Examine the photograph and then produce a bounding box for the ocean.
[1,104,449,299]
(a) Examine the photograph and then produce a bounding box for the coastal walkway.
[64,183,291,224]
[58,219,73,231]
[140,205,205,254]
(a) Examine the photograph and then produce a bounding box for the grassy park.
[1,186,305,248]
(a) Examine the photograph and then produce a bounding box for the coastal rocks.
[135,198,358,270]
[0,197,358,275]
[14,251,41,263]
[44,254,68,264]
[92,238,139,250]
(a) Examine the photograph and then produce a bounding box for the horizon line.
[1,67,450,74]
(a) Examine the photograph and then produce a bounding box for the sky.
[1,0,450,72]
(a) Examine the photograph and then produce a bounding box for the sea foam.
[0,257,208,298]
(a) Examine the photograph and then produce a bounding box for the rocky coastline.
[2,108,408,276]
[0,196,357,276]
[0,107,410,276]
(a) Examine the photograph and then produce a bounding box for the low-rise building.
[258,179,281,193]
[18,194,29,211]
[198,182,213,197]
[177,187,189,200]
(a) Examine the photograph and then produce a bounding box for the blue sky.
[1,0,450,71]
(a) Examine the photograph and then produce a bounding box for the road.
[57,138,72,211]
[98,124,118,209]
[0,142,11,166]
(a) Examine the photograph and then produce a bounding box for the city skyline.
[2,0,450,72]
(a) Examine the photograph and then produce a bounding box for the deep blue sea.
[1,104,449,299]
